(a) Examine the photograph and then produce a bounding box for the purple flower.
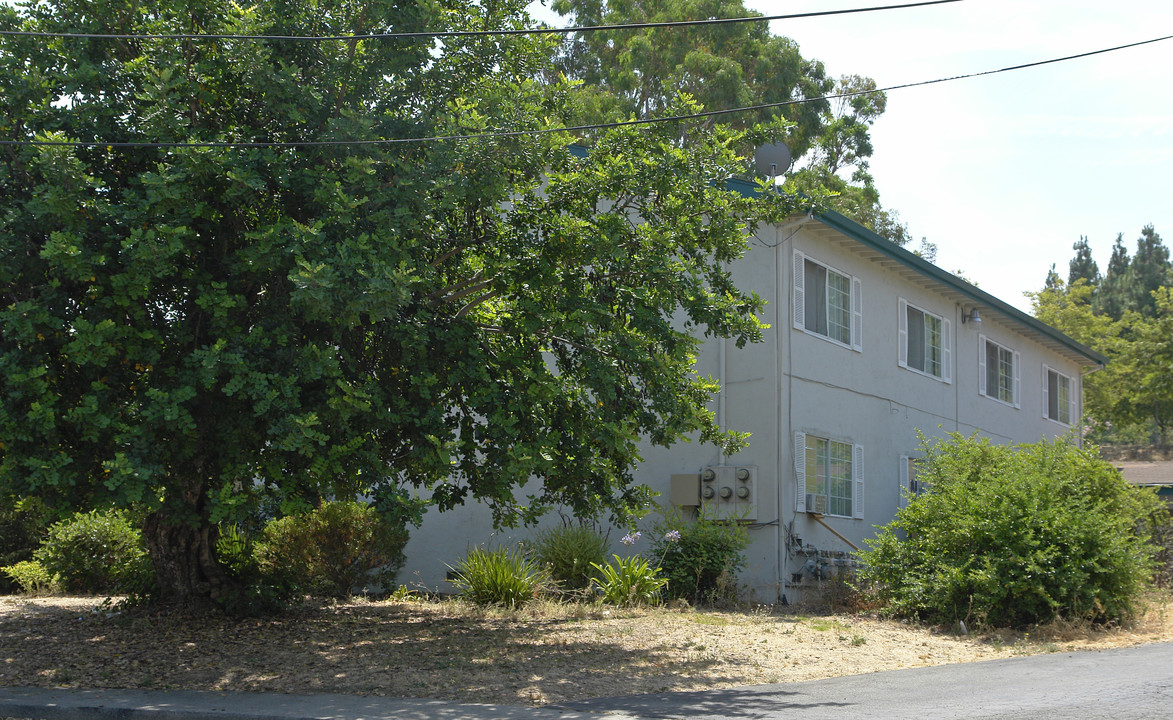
[664,530,681,543]
[620,530,642,546]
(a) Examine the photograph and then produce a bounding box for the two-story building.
[399,199,1107,604]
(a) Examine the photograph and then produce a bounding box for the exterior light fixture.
[962,307,982,325]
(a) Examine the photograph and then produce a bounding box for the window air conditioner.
[805,493,827,514]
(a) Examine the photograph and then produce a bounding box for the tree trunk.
[142,504,237,611]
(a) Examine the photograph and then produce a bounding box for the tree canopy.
[1031,226,1173,443]
[547,0,917,247]
[0,0,802,608]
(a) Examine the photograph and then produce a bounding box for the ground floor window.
[899,455,926,507]
[794,431,864,519]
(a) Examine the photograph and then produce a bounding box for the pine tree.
[1068,235,1100,288]
[1045,264,1062,290]
[1096,234,1132,320]
[1129,225,1171,317]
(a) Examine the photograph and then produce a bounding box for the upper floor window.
[979,335,1020,407]
[898,299,951,382]
[793,251,862,351]
[794,431,864,519]
[1044,366,1074,425]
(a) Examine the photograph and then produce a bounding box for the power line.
[0,0,959,41]
[1,33,1169,150]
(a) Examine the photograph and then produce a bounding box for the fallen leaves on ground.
[2,595,1171,706]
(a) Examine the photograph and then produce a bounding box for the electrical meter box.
[698,465,757,521]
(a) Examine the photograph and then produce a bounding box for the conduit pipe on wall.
[774,213,815,602]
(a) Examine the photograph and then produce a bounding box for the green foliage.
[590,554,668,607]
[209,523,299,616]
[652,508,749,604]
[0,559,54,595]
[530,523,609,591]
[448,547,549,608]
[0,0,804,608]
[1032,277,1173,443]
[254,501,408,599]
[1149,507,1173,589]
[550,0,911,247]
[34,509,154,595]
[0,496,53,594]
[857,434,1162,628]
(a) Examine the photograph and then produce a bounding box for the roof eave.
[812,209,1108,368]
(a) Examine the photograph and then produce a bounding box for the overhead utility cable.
[2,32,1169,150]
[0,0,959,41]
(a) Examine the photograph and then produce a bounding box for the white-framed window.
[898,298,952,382]
[794,431,864,519]
[898,455,927,508]
[793,251,862,351]
[979,334,1020,407]
[1044,365,1074,425]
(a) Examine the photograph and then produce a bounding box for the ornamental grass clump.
[857,433,1164,629]
[530,523,609,592]
[449,546,549,608]
[590,554,669,606]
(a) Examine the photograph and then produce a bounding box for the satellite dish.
[754,142,792,177]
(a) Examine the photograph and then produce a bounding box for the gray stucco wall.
[398,218,1093,604]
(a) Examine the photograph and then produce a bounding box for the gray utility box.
[669,466,757,521]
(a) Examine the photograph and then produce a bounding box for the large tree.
[1068,235,1099,288]
[1129,224,1171,317]
[1096,233,1132,320]
[0,0,800,608]
[548,0,915,246]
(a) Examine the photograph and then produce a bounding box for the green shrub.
[34,509,153,594]
[448,546,548,607]
[857,434,1163,628]
[1,560,55,595]
[212,523,299,616]
[254,500,409,599]
[591,554,668,606]
[0,497,53,594]
[531,524,609,591]
[651,508,749,604]
[1146,504,1173,588]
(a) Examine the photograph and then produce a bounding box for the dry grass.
[2,594,1172,707]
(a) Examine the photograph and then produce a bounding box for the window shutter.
[978,334,987,396]
[899,455,910,509]
[792,251,805,330]
[794,431,807,513]
[897,298,908,368]
[1068,376,1076,427]
[942,318,952,384]
[1042,365,1051,419]
[851,276,863,352]
[853,444,865,519]
[1013,350,1022,408]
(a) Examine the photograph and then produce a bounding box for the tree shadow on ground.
[0,598,781,705]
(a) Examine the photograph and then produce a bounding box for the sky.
[531,0,1173,312]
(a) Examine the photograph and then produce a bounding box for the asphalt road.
[3,642,1171,720]
[559,641,1173,720]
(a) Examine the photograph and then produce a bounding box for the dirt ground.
[2,595,1172,707]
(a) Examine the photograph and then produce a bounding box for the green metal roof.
[812,209,1107,368]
